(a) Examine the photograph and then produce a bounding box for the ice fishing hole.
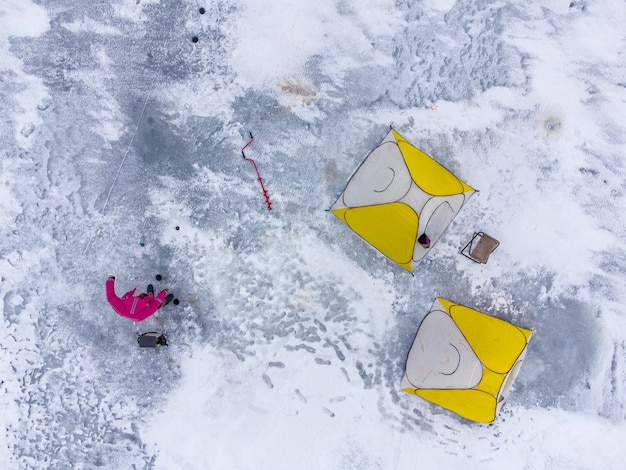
[543,117,562,135]
[199,8,205,14]
[192,36,199,43]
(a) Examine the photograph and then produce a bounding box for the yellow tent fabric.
[401,298,533,424]
[330,129,474,272]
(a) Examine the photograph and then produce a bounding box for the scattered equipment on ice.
[401,298,533,424]
[330,128,475,272]
[460,231,500,264]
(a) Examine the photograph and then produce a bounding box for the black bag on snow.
[137,332,168,348]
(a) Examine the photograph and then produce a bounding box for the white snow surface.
[1,0,626,469]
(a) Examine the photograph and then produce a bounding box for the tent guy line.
[82,96,150,255]
[102,96,151,215]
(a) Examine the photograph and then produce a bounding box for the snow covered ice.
[1,0,625,468]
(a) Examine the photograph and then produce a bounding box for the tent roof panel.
[344,203,418,267]
[450,304,529,374]
[415,388,497,424]
[343,141,412,207]
[404,309,482,389]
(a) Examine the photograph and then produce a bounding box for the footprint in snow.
[294,388,307,404]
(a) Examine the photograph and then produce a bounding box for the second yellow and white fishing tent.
[401,298,533,424]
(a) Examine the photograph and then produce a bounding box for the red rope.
[241,132,272,210]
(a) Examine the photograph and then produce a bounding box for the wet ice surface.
[1,0,626,468]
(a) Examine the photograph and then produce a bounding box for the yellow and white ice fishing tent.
[331,129,475,272]
[401,298,533,424]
